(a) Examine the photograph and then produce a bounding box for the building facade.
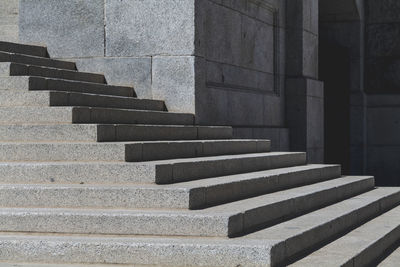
[1,0,399,186]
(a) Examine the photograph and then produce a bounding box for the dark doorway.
[320,42,351,173]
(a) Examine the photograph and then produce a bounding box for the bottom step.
[291,204,400,266]
[0,188,398,266]
[379,244,400,267]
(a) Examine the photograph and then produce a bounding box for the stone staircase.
[0,41,398,266]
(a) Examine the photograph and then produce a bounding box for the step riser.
[271,190,400,266]
[0,51,76,70]
[0,91,166,111]
[197,165,342,209]
[155,152,307,184]
[0,76,135,97]
[240,177,375,237]
[0,41,48,57]
[0,166,340,210]
[0,125,232,142]
[0,107,194,125]
[0,62,105,84]
[292,206,400,267]
[0,140,270,162]
[0,153,305,184]
[0,178,374,237]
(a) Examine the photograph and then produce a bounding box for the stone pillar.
[285,0,324,163]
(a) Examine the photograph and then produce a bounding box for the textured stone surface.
[0,165,340,209]
[152,56,196,113]
[105,0,195,57]
[74,57,152,98]
[292,204,400,266]
[19,0,104,58]
[0,0,18,42]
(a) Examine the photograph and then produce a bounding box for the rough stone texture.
[233,127,289,151]
[19,0,104,58]
[73,57,152,99]
[105,0,195,57]
[0,0,18,42]
[152,56,196,114]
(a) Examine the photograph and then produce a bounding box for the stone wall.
[18,0,291,151]
[364,0,400,185]
[365,0,400,93]
[0,0,19,42]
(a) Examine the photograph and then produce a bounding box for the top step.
[0,41,48,58]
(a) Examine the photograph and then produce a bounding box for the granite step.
[0,124,232,142]
[0,106,194,125]
[0,41,48,58]
[378,244,400,267]
[0,176,374,237]
[0,165,340,209]
[0,51,76,70]
[0,76,135,97]
[0,62,105,83]
[0,90,166,111]
[291,204,400,267]
[0,187,396,267]
[0,152,306,184]
[0,139,270,162]
[244,187,400,266]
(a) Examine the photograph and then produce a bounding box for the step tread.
[0,139,270,162]
[0,189,398,266]
[291,204,400,266]
[379,245,400,267]
[0,123,232,142]
[0,151,300,165]
[0,106,195,125]
[0,164,337,188]
[0,176,374,237]
[0,89,166,110]
[243,187,400,265]
[0,165,339,209]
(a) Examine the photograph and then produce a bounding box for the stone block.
[203,1,242,65]
[105,0,195,57]
[240,16,274,73]
[367,146,400,186]
[263,95,284,126]
[307,96,324,149]
[366,0,400,24]
[367,106,400,145]
[152,56,196,114]
[19,0,104,58]
[303,31,319,78]
[227,91,264,126]
[74,57,152,99]
[196,87,229,126]
[365,57,400,93]
[366,23,400,57]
